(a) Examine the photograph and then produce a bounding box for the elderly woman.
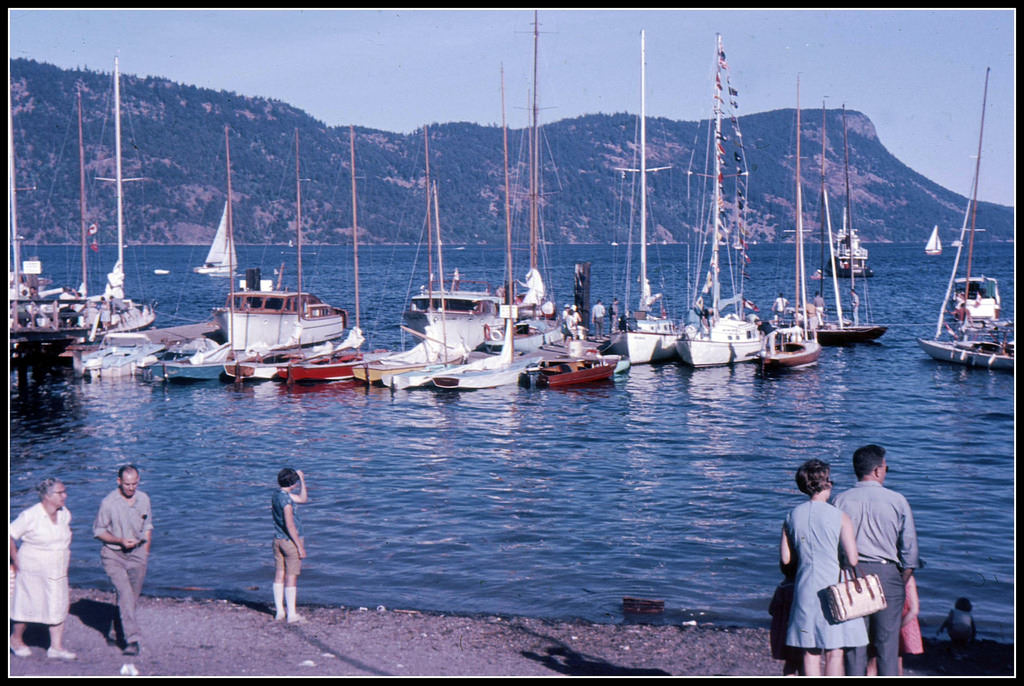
[780,459,867,676]
[9,478,76,660]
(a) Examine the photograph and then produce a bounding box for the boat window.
[246,296,263,309]
[264,297,285,311]
[445,299,478,313]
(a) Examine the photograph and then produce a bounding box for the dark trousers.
[843,561,905,676]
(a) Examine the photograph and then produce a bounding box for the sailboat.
[815,105,887,346]
[601,30,681,365]
[89,58,156,338]
[193,202,237,276]
[676,33,762,367]
[917,69,1013,371]
[759,80,821,370]
[924,225,942,256]
[482,12,563,355]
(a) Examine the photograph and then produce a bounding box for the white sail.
[925,224,942,255]
[195,202,236,275]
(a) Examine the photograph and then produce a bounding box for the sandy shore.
[8,587,1013,677]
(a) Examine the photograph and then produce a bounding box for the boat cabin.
[954,276,1001,320]
[225,291,346,323]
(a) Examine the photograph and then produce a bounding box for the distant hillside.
[9,58,1013,247]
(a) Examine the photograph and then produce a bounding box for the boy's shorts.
[273,538,302,576]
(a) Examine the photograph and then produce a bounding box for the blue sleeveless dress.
[784,500,869,650]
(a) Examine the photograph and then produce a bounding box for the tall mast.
[114,57,125,274]
[424,126,433,309]
[294,129,303,316]
[964,67,989,305]
[225,126,235,348]
[78,88,88,296]
[9,93,21,301]
[501,66,515,363]
[795,78,808,335]
[350,126,360,331]
[529,10,540,273]
[841,106,857,295]
[639,30,649,313]
[709,34,724,320]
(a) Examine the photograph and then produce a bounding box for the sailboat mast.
[529,10,540,273]
[841,106,857,296]
[294,129,303,318]
[639,30,649,314]
[114,58,125,273]
[9,99,21,301]
[964,67,989,304]
[78,88,88,296]
[794,79,808,335]
[710,34,724,319]
[424,126,433,309]
[225,126,236,348]
[501,66,515,363]
[350,126,360,331]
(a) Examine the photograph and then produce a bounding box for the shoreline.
[8,587,1014,677]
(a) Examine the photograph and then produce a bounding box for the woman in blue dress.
[780,459,868,676]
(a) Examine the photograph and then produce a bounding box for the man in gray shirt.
[832,444,919,676]
[93,465,153,656]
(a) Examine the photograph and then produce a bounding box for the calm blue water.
[9,241,1014,642]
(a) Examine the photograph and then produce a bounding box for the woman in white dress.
[9,478,76,660]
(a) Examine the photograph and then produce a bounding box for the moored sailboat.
[759,80,821,370]
[676,33,762,367]
[814,105,887,346]
[917,68,1013,371]
[601,30,681,365]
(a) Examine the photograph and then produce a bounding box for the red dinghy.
[526,355,619,388]
[276,350,363,383]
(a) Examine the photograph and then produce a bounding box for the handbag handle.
[839,565,875,604]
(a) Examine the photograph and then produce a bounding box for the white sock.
[285,586,298,619]
[273,583,285,618]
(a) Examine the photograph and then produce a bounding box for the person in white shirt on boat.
[772,293,789,324]
[813,292,826,327]
[849,288,860,326]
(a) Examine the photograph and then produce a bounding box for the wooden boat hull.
[816,325,887,345]
[523,358,617,388]
[917,337,1013,371]
[276,352,362,383]
[760,339,822,370]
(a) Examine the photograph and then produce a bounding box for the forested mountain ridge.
[9,58,1013,247]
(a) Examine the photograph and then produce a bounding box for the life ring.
[484,323,503,342]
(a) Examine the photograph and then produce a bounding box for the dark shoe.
[123,642,140,656]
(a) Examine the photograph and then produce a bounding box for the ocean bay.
[9,241,1014,642]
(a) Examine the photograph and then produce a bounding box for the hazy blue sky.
[9,9,1015,207]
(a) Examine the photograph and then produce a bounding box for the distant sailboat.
[925,225,942,256]
[194,202,237,276]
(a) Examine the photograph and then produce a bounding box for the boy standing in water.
[272,468,308,622]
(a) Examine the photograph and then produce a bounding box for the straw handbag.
[824,566,887,624]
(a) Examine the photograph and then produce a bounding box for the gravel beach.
[8,587,1013,677]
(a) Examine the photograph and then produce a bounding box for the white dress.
[10,502,73,624]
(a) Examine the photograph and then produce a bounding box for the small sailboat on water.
[925,225,942,256]
[194,202,237,276]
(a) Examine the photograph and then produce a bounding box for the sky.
[8,9,1016,207]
